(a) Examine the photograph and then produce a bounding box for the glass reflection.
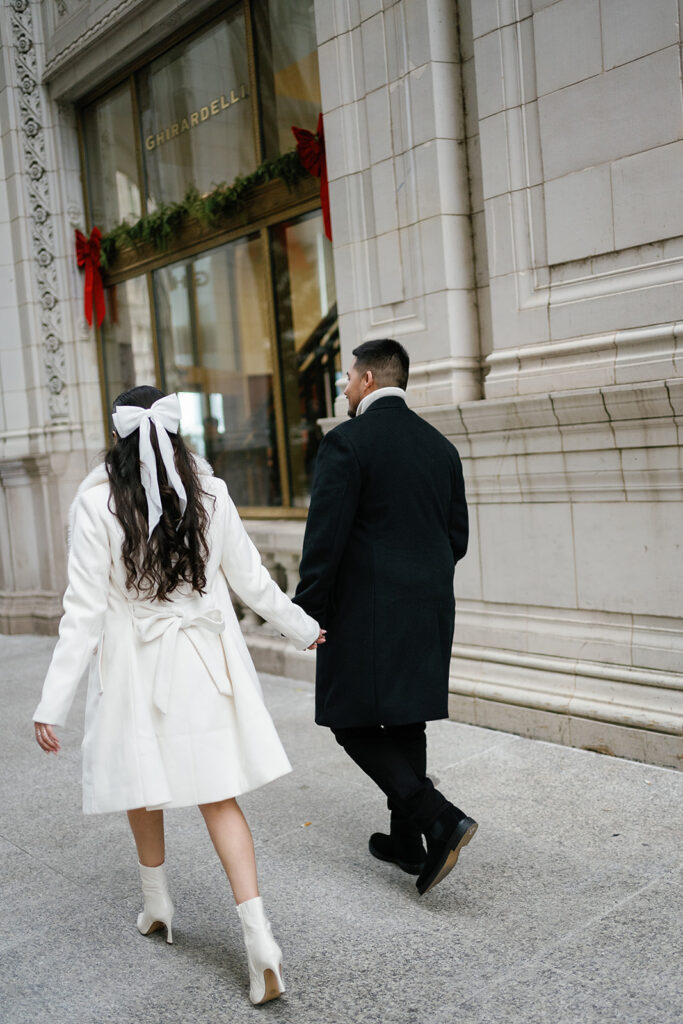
[271,209,338,507]
[254,0,322,157]
[82,83,141,233]
[101,276,155,405]
[138,9,255,207]
[154,236,282,507]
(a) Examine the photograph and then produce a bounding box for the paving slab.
[0,637,681,1024]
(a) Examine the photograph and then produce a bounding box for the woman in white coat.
[33,386,325,1007]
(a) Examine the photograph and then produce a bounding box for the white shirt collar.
[357,387,407,416]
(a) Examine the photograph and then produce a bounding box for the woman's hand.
[308,629,327,650]
[34,722,60,754]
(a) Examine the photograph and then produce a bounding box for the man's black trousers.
[331,722,449,832]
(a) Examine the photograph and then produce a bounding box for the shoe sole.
[255,967,285,1005]
[368,839,426,875]
[418,820,478,895]
[139,919,173,944]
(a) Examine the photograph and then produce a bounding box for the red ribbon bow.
[75,227,106,328]
[292,113,331,242]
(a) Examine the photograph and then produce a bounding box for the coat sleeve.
[33,490,111,728]
[293,427,361,625]
[218,480,320,651]
[449,447,469,565]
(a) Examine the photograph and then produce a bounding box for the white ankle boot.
[136,861,174,944]
[236,896,285,1005]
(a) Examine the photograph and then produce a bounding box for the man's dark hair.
[352,338,409,390]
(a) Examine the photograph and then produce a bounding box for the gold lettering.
[146,85,247,151]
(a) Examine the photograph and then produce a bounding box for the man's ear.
[364,369,375,389]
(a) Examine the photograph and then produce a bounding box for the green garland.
[99,149,310,270]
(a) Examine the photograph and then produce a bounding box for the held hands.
[308,629,327,650]
[34,722,60,754]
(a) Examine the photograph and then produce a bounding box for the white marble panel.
[544,165,614,264]
[489,272,551,350]
[370,158,398,236]
[2,388,30,432]
[360,0,381,20]
[485,192,515,279]
[538,47,682,180]
[611,141,683,251]
[472,0,532,38]
[454,503,483,601]
[574,502,683,616]
[365,87,393,164]
[413,139,470,220]
[474,28,505,119]
[600,0,679,70]
[478,502,578,607]
[361,13,388,95]
[410,61,465,148]
[419,214,475,292]
[479,111,509,199]
[424,0,460,64]
[0,348,26,392]
[533,0,602,96]
[374,230,404,305]
[548,277,683,346]
[318,38,342,112]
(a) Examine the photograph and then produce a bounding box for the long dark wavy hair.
[105,385,212,601]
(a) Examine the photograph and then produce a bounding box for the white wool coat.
[33,462,319,815]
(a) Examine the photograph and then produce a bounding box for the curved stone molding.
[10,0,69,420]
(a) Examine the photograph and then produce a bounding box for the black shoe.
[369,832,427,875]
[416,809,478,895]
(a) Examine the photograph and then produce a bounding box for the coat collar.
[357,387,408,416]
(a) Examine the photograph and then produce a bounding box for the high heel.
[136,861,174,944]
[236,896,285,1005]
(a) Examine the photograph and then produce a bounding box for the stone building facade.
[0,0,681,767]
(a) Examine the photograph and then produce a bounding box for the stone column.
[0,0,102,632]
[315,0,482,409]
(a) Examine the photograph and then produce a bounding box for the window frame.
[77,0,329,520]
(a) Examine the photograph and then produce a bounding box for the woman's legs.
[199,797,259,905]
[127,807,165,867]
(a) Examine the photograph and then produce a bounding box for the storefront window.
[82,83,141,233]
[138,8,255,207]
[254,0,322,157]
[101,276,156,404]
[271,210,337,505]
[81,1,336,513]
[154,236,282,507]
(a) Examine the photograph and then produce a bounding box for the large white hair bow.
[112,394,188,539]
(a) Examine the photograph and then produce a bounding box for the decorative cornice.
[42,0,182,82]
[10,0,68,420]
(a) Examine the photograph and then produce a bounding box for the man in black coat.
[294,339,477,895]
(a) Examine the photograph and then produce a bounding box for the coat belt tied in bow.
[132,607,230,713]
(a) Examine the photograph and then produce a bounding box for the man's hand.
[34,722,60,754]
[308,629,327,650]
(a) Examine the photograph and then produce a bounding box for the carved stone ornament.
[10,0,69,419]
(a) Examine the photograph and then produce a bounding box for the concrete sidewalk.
[1,635,681,1024]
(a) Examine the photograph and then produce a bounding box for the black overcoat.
[293,395,468,727]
